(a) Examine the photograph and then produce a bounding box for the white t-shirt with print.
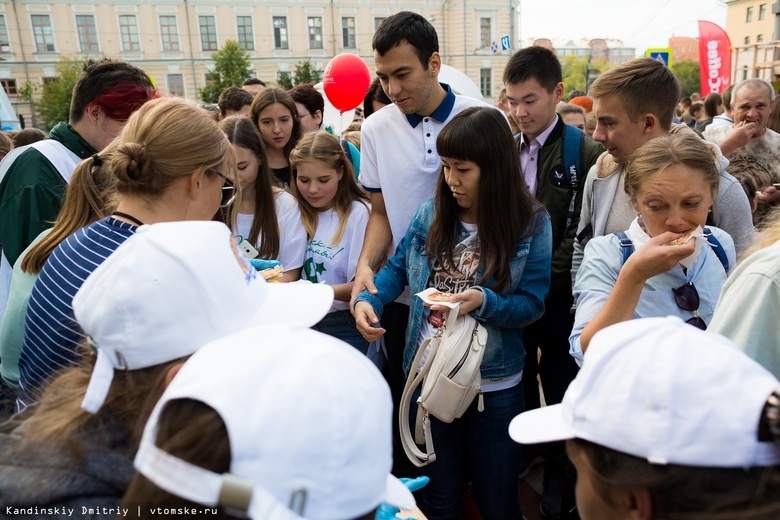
[235,190,307,270]
[302,200,370,312]
[414,221,522,392]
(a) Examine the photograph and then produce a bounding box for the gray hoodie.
[0,417,135,519]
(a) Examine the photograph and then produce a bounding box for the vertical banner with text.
[698,21,732,95]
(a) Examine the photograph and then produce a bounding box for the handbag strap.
[399,330,442,468]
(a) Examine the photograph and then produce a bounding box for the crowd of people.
[0,9,777,520]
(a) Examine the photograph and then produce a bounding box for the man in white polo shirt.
[351,10,496,475]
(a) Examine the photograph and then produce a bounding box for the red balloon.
[323,53,371,112]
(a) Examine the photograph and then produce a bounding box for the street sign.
[501,35,511,51]
[645,48,673,67]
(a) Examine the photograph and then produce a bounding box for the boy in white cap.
[0,221,333,513]
[125,326,417,519]
[509,316,780,520]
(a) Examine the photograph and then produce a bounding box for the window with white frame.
[480,68,491,98]
[237,16,254,51]
[31,15,55,52]
[273,17,288,49]
[76,15,99,53]
[342,17,356,49]
[119,15,140,52]
[308,17,323,50]
[199,15,217,52]
[0,16,10,52]
[167,74,184,97]
[374,17,386,32]
[480,18,491,49]
[160,15,180,52]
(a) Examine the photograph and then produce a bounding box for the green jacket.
[0,123,96,266]
[519,118,602,303]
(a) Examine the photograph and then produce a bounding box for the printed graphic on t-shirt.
[427,231,480,327]
[303,239,344,282]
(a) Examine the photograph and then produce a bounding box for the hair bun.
[112,142,152,186]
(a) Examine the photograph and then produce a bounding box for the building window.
[374,17,386,32]
[747,6,754,22]
[745,36,751,45]
[160,16,180,52]
[273,17,288,49]
[167,74,184,97]
[1,79,17,97]
[759,3,767,20]
[480,68,491,98]
[119,15,140,52]
[237,16,254,51]
[758,34,764,43]
[31,15,55,52]
[199,15,217,52]
[480,18,491,48]
[342,17,356,49]
[308,17,323,50]
[0,16,9,52]
[76,15,99,53]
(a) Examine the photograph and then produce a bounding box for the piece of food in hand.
[667,231,694,246]
[259,265,284,282]
[427,290,453,302]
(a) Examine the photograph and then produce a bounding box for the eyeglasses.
[297,112,312,119]
[672,282,707,330]
[199,104,220,113]
[209,169,237,208]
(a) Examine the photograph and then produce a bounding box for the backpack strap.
[702,227,730,272]
[615,231,635,265]
[562,125,583,230]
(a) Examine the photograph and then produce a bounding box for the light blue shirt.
[570,219,736,365]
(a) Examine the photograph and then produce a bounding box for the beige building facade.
[0,0,517,127]
[724,0,777,81]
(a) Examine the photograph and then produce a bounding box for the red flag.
[698,21,732,95]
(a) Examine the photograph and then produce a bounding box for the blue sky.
[519,0,728,55]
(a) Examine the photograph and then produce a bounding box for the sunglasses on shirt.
[672,282,707,330]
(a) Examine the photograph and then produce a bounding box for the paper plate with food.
[416,288,460,309]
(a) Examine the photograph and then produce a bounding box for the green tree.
[562,56,588,94]
[36,57,88,130]
[277,71,293,90]
[293,59,323,85]
[561,56,616,95]
[198,40,253,103]
[671,59,701,98]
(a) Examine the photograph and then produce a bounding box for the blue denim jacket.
[355,199,553,378]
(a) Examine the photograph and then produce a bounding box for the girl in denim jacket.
[354,106,553,520]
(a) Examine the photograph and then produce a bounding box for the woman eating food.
[570,132,736,364]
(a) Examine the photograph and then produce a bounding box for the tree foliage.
[199,40,253,103]
[277,72,293,90]
[671,59,701,98]
[561,56,616,96]
[293,59,323,85]
[36,58,88,130]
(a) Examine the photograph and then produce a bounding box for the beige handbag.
[399,308,488,467]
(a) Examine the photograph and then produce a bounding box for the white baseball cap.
[134,325,415,519]
[509,316,780,467]
[73,220,334,414]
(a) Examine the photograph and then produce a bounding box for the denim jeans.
[410,385,525,520]
[312,309,369,355]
